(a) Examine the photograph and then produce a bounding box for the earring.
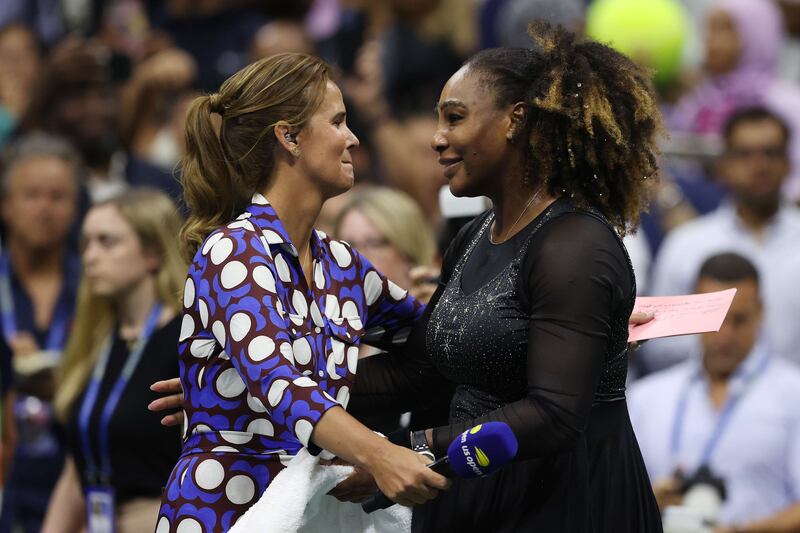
[507,129,516,141]
[291,146,300,158]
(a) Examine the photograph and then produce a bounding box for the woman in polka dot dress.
[154,54,449,533]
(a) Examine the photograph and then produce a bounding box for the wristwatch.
[411,430,436,463]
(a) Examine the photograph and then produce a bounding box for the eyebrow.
[435,99,467,114]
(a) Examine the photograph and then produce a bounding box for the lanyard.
[0,254,71,351]
[669,350,770,467]
[78,304,162,483]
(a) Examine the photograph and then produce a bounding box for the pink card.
[628,289,737,342]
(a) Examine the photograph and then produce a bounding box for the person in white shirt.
[644,105,800,372]
[630,252,800,531]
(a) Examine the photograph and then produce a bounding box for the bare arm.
[41,455,86,533]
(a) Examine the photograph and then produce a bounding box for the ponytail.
[179,95,246,261]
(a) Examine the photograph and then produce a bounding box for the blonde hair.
[180,53,331,261]
[54,188,186,420]
[334,186,436,268]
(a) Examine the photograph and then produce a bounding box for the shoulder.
[764,358,800,392]
[192,219,267,270]
[524,208,628,273]
[535,209,619,246]
[659,211,729,250]
[780,205,800,227]
[314,229,361,271]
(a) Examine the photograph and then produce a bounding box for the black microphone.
[361,422,518,513]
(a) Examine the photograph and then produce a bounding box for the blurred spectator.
[0,0,63,46]
[143,0,266,91]
[669,0,800,201]
[645,106,800,371]
[381,0,470,112]
[344,39,447,224]
[250,20,315,60]
[333,185,438,434]
[0,134,81,533]
[334,185,436,297]
[20,37,123,202]
[120,47,198,202]
[43,189,183,533]
[494,0,585,47]
[0,24,44,146]
[630,253,800,529]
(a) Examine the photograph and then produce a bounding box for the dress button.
[318,371,324,377]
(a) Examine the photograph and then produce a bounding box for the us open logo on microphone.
[460,424,491,477]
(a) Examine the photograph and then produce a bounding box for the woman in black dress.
[350,24,663,531]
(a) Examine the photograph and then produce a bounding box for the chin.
[448,176,481,199]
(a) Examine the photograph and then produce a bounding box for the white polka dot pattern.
[247,336,275,362]
[215,368,246,398]
[155,516,170,533]
[294,419,314,446]
[220,261,248,289]
[195,459,225,490]
[329,241,352,268]
[247,418,274,436]
[210,237,234,265]
[179,314,195,342]
[225,475,256,505]
[184,278,195,308]
[176,518,203,533]
[162,199,425,530]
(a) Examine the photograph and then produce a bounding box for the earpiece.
[284,133,296,143]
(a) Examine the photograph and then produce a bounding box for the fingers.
[147,393,183,412]
[421,468,451,491]
[150,377,183,393]
[409,266,440,285]
[629,311,655,325]
[159,413,183,427]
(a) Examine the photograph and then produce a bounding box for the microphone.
[361,422,518,513]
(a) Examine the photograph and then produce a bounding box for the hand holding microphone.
[362,421,519,513]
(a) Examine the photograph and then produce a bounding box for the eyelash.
[447,114,462,123]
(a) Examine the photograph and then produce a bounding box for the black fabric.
[351,199,661,531]
[65,316,182,504]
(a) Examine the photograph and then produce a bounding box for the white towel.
[229,449,412,533]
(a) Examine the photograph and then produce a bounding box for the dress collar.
[244,193,325,260]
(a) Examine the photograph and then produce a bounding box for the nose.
[346,125,359,149]
[82,239,100,265]
[431,129,447,153]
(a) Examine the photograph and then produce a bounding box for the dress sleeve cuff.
[284,383,341,453]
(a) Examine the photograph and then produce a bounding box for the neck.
[7,236,64,278]
[735,200,779,237]
[115,275,159,341]
[490,183,554,242]
[703,359,734,410]
[707,374,730,411]
[262,172,324,259]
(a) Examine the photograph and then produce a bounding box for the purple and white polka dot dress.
[156,193,422,532]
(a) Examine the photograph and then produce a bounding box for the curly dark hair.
[466,22,663,234]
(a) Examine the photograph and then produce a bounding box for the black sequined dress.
[351,199,662,532]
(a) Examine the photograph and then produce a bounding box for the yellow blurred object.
[586,0,690,87]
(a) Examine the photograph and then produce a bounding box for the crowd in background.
[1,0,800,531]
